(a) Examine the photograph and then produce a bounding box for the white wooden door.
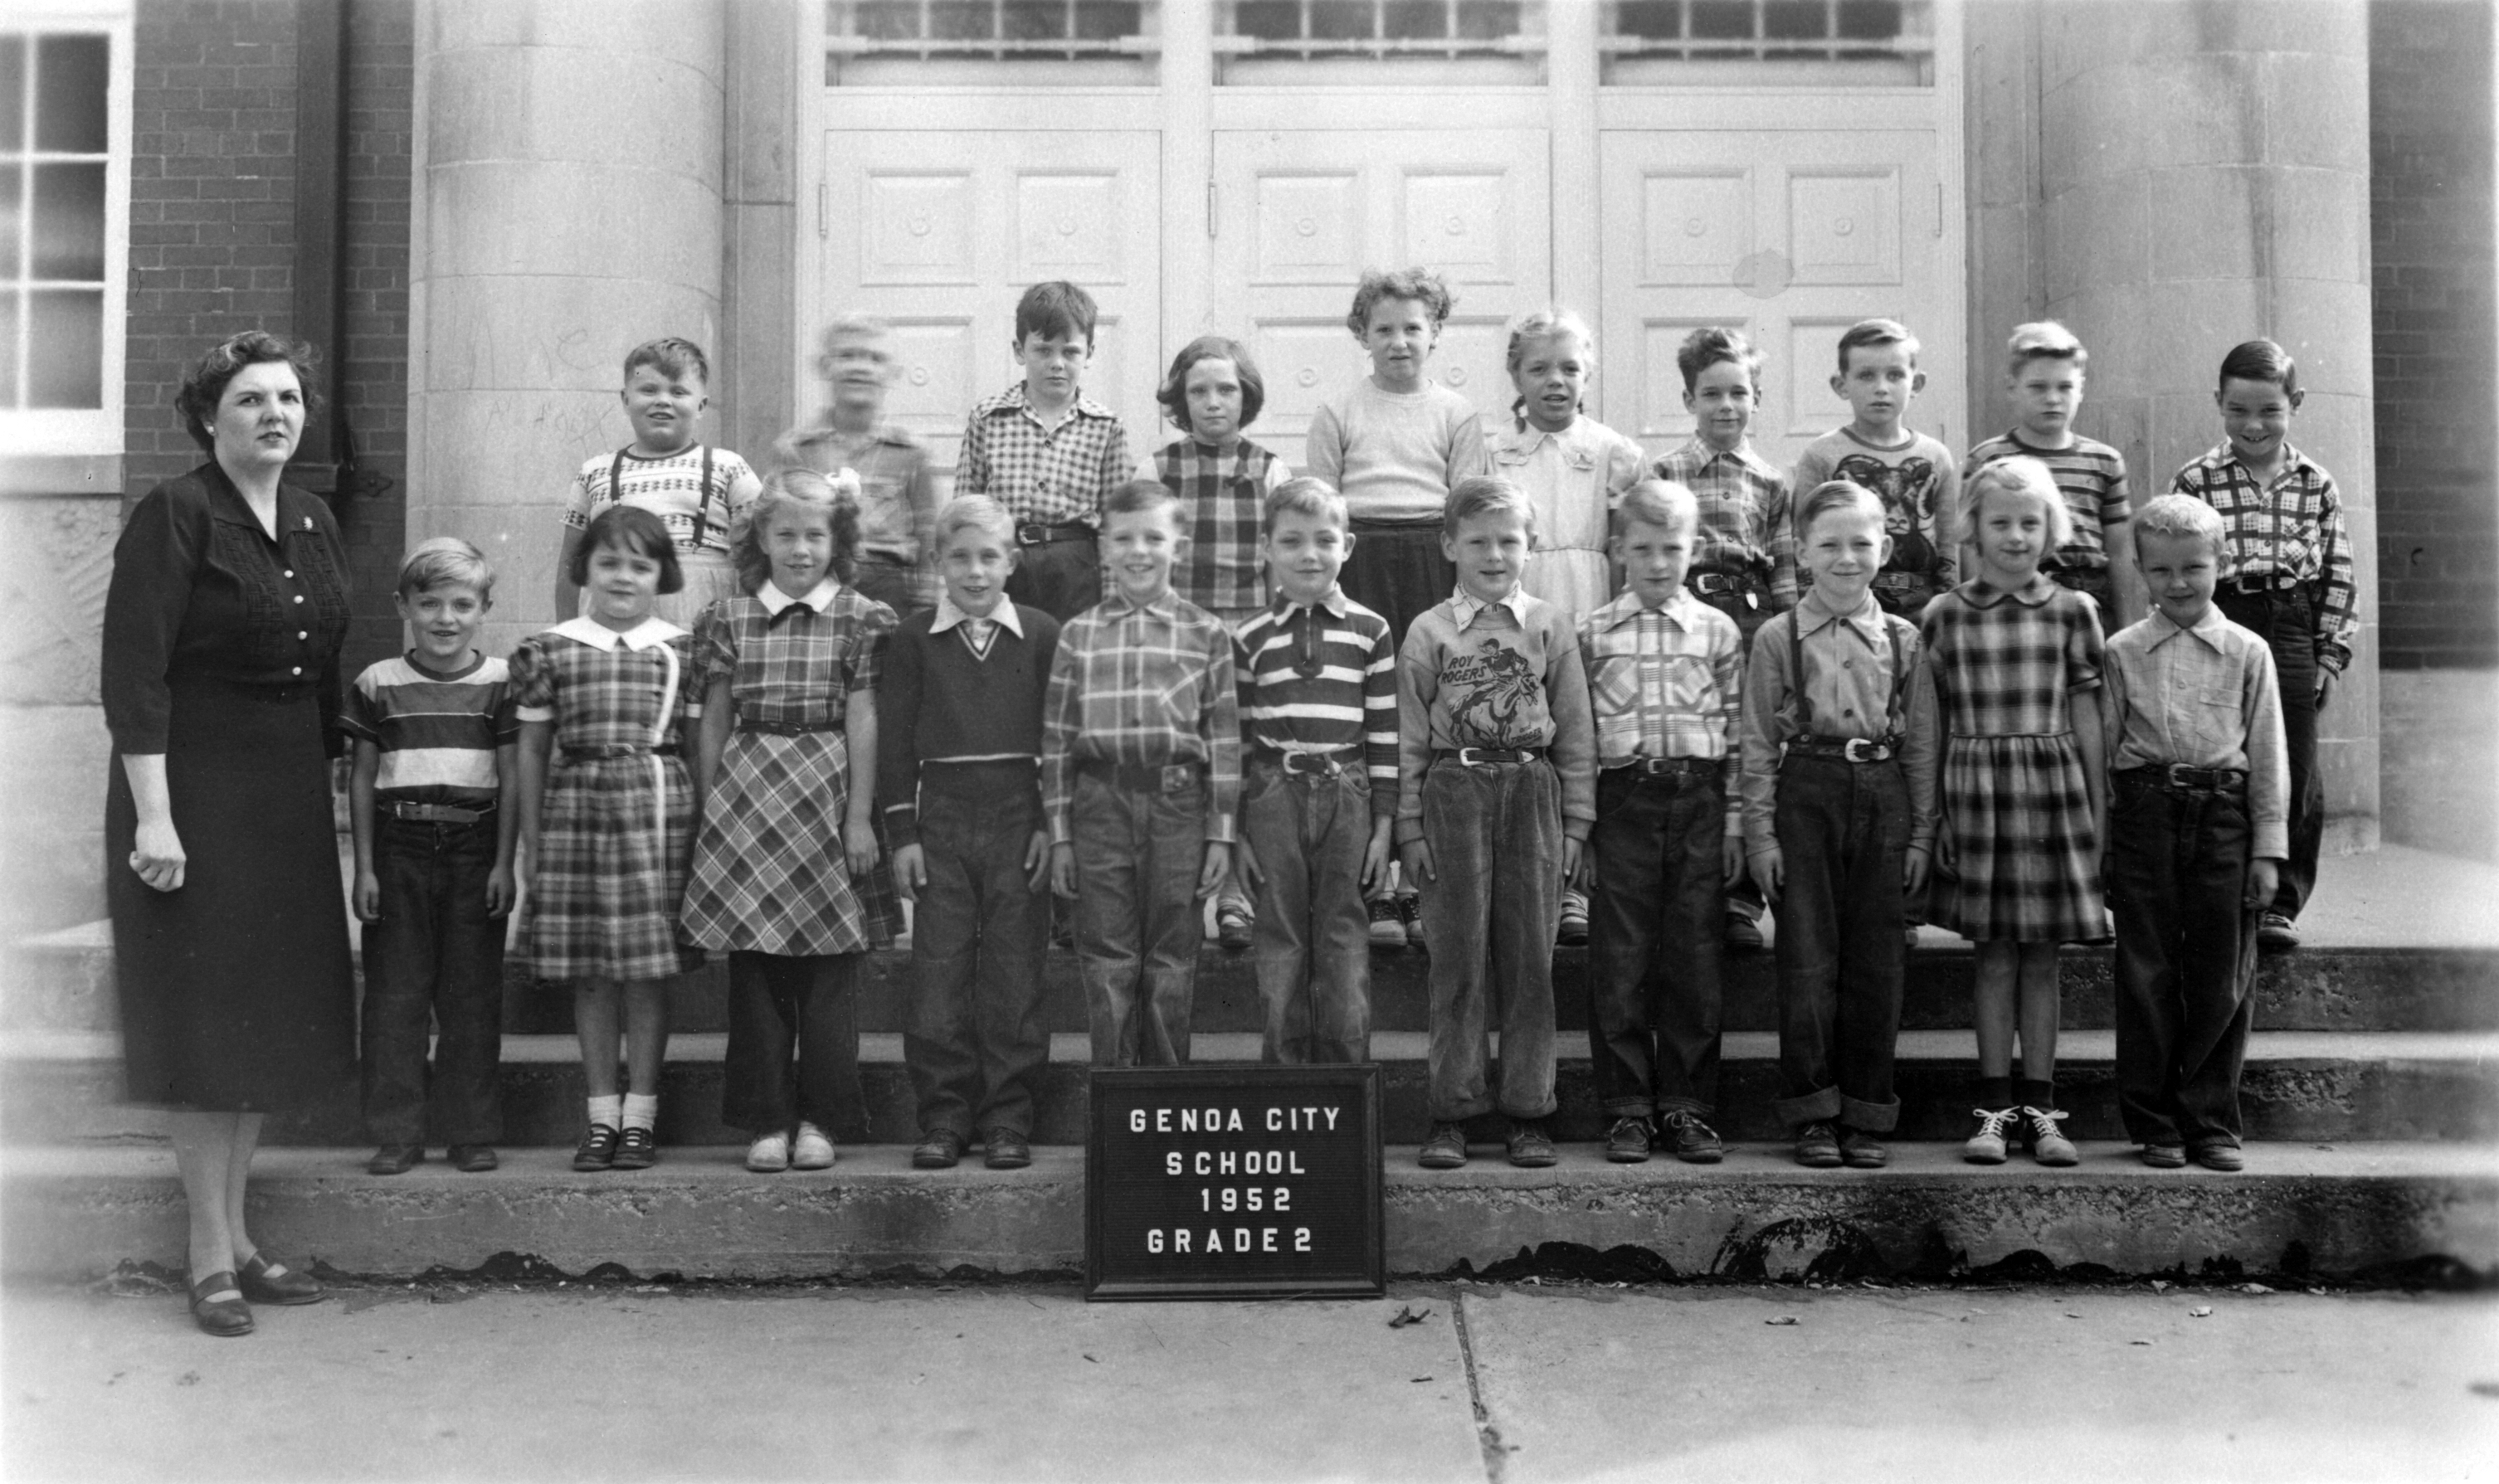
[1207,129,1552,460]
[1598,130,1951,474]
[820,130,1162,487]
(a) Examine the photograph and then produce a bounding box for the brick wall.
[2370,0,2498,672]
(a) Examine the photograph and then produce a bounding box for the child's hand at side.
[1197,841,1231,898]
[1234,837,1264,895]
[1024,829,1051,893]
[1749,846,1783,905]
[1721,834,1745,888]
[1904,843,1931,895]
[1362,819,1394,895]
[485,863,514,917]
[891,843,927,902]
[2246,858,2282,909]
[1399,838,1436,886]
[1050,841,1077,898]
[1561,837,1583,883]
[842,811,879,878]
[353,868,382,923]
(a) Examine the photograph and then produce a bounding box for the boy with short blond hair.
[779,312,941,619]
[1961,320,2142,633]
[1791,318,1961,621]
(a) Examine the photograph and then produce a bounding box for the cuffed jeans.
[906,769,1051,1138]
[1074,767,1206,1066]
[1770,755,1907,1131]
[361,815,504,1146]
[1418,757,1561,1122]
[2214,586,2324,920]
[1241,758,1374,1064]
[2107,772,2260,1148]
[1586,767,1727,1118]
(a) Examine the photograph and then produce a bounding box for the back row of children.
[348,271,2341,1182]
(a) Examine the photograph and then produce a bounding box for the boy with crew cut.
[956,280,1137,622]
[1961,320,2143,634]
[1045,480,1242,1066]
[1231,477,1399,1064]
[2102,494,2288,1173]
[1792,318,1961,624]
[1399,476,1595,1170]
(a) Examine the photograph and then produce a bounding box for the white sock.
[587,1094,622,1131]
[621,1093,660,1132]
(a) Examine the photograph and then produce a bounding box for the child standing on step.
[777,313,942,621]
[1155,335,1293,951]
[2102,494,2287,1172]
[681,470,903,1174]
[554,337,762,629]
[1961,321,2142,635]
[515,505,706,1173]
[1742,481,1938,1170]
[1921,457,2108,1169]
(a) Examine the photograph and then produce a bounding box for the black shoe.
[2258,912,2300,952]
[1838,1127,1889,1169]
[1417,1122,1469,1169]
[236,1251,325,1306]
[1662,1110,1724,1165]
[1368,895,1407,950]
[913,1129,964,1169]
[1506,1119,1558,1168]
[983,1128,1032,1170]
[366,1143,423,1176]
[1216,902,1254,951]
[447,1144,499,1173]
[611,1126,658,1170]
[1722,914,1764,952]
[187,1270,253,1338]
[1604,1117,1652,1164]
[572,1123,620,1172]
[1794,1120,1843,1168]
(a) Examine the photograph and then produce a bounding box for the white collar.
[757,577,841,616]
[550,615,684,651]
[1450,585,1534,629]
[2149,603,2232,651]
[932,593,1024,637]
[1272,585,1351,620]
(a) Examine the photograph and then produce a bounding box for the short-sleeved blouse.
[695,582,897,728]
[1921,577,2104,736]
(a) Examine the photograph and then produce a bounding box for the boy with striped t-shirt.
[1230,477,1398,1063]
[1960,321,2142,634]
[343,539,522,1177]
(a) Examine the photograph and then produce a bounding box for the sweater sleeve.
[1738,613,1793,859]
[100,484,206,756]
[1393,618,1439,847]
[1542,606,1597,838]
[1304,401,1347,491]
[875,624,926,845]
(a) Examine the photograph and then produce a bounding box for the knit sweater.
[874,601,1062,845]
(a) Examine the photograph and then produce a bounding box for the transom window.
[1603,0,1934,85]
[1216,0,1542,83]
[0,9,125,456]
[826,1,1158,84]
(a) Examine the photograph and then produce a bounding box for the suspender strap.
[606,445,717,551]
[1786,607,1914,742]
[1788,606,1812,732]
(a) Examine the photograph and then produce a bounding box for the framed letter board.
[1084,1064,1384,1302]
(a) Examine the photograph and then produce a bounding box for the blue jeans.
[1072,766,1206,1066]
[906,769,1051,1137]
[2214,586,2322,920]
[1418,757,1561,1122]
[1240,758,1374,1064]
[1586,766,1726,1117]
[360,815,504,1146]
[2107,772,2259,1148]
[1770,755,1907,1131]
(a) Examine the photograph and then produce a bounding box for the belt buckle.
[1841,737,1885,763]
[1690,574,1734,597]
[1159,764,1196,793]
[1283,752,1337,777]
[1016,522,1049,547]
[1456,747,1491,767]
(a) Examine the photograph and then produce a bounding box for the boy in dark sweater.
[878,495,1064,1170]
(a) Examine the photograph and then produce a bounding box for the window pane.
[0,292,18,406]
[1002,1,1062,42]
[1310,2,1373,41]
[854,2,924,41]
[1761,0,1824,41]
[34,34,107,155]
[1234,1,1303,37]
[1073,1,1139,40]
[1836,0,1902,40]
[1454,1,1518,39]
[0,37,24,154]
[27,287,100,407]
[928,1,993,41]
[1688,1,1754,41]
[31,161,102,280]
[1381,1,1441,40]
[0,168,22,283]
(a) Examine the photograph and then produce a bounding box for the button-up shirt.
[1158,435,1289,615]
[955,382,1135,529]
[2167,440,2358,673]
[1042,586,1241,844]
[777,418,938,567]
[1395,585,1598,843]
[1649,437,1797,607]
[1738,589,1940,857]
[1232,586,1400,819]
[2102,604,2291,860]
[1578,591,1745,830]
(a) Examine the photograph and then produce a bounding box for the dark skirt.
[105,678,355,1111]
[1343,518,1455,651]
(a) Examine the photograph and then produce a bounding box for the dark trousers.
[2107,773,2258,1148]
[853,552,933,621]
[1771,756,1907,1131]
[2050,565,2119,635]
[1241,759,1374,1064]
[1073,768,1206,1066]
[1418,757,1561,1122]
[1695,581,1770,927]
[361,815,504,1146]
[1006,534,1101,625]
[906,770,1051,1137]
[1586,767,1726,1117]
[1343,519,1456,650]
[721,951,862,1136]
[2214,586,2323,920]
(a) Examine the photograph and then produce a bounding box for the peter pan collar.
[1961,575,2058,609]
[757,577,841,616]
[550,615,684,651]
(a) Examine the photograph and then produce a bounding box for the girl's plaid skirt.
[524,753,699,982]
[1935,732,2106,945]
[680,730,902,956]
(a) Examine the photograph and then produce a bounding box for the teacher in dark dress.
[103,330,355,1337]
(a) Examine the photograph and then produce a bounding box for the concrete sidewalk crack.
[1453,1288,1511,1482]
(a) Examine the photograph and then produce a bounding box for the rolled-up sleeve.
[100,487,203,756]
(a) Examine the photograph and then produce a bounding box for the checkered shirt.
[1042,588,1242,844]
[2166,440,2359,673]
[1961,431,2132,572]
[694,580,897,729]
[1920,577,2104,738]
[955,382,1134,528]
[1232,587,1399,820]
[1157,435,1288,615]
[2102,605,2292,861]
[1650,438,1798,607]
[1578,591,1745,822]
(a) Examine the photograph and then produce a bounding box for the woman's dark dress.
[102,463,356,1110]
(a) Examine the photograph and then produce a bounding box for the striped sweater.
[1230,588,1399,821]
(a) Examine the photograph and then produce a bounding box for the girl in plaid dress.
[1921,457,2108,1168]
[682,470,903,1172]
[514,506,705,1173]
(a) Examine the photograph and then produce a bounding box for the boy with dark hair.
[1791,318,1961,622]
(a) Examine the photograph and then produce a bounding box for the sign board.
[1084,1064,1384,1302]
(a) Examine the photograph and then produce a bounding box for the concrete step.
[9,1028,2494,1148]
[3,1141,2491,1282]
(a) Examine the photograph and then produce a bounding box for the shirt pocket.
[2188,684,2244,759]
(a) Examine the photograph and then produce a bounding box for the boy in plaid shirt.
[956,280,1137,622]
[1045,480,1243,1065]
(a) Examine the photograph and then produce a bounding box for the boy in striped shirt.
[1230,477,1398,1063]
[343,538,521,1177]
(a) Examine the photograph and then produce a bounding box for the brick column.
[2032,0,2379,847]
[407,0,727,651]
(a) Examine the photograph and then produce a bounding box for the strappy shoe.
[612,1126,658,1170]
[187,1270,254,1337]
[236,1251,325,1306]
[572,1123,620,1172]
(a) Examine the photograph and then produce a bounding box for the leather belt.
[1605,757,1717,779]
[738,718,839,737]
[1079,759,1204,793]
[384,800,493,825]
[1254,749,1353,777]
[1783,734,1900,763]
[2117,764,2248,792]
[1016,521,1094,547]
[1435,747,1543,767]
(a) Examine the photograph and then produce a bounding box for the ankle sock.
[1976,1076,2014,1111]
[587,1094,622,1131]
[621,1093,660,1132]
[2017,1078,2057,1112]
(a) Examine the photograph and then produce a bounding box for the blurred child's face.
[1971,486,2053,586]
[1015,328,1091,410]
[1262,506,1352,607]
[1512,333,1588,434]
[2010,357,2083,445]
[821,333,894,409]
[1183,356,1245,445]
[1683,358,1756,453]
[1443,506,1531,605]
[1103,502,1184,604]
[396,581,488,669]
[1832,342,1923,434]
[938,524,1018,617]
[2136,528,2221,630]
[760,504,836,598]
[621,361,705,455]
[1362,296,1436,392]
[1798,503,1889,607]
[584,540,662,629]
[2216,375,2300,467]
[1615,515,1695,610]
